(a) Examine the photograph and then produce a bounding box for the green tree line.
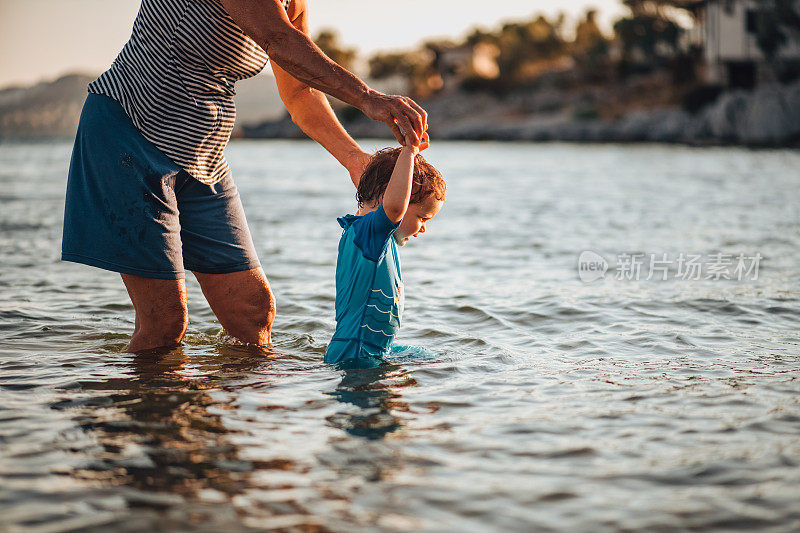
[313,0,800,97]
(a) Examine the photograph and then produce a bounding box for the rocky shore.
[0,74,93,139]
[2,74,798,147]
[243,80,800,147]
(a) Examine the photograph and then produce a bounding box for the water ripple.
[1,141,799,531]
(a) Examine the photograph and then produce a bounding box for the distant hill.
[0,71,287,140]
[0,74,94,139]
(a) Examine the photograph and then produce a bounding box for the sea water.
[1,140,799,531]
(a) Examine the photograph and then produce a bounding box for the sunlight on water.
[0,139,799,531]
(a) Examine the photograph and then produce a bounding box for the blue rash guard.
[325,205,404,364]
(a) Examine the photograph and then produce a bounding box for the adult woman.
[61,0,426,352]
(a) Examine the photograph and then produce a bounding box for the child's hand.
[418,131,430,151]
[395,118,430,152]
[400,132,429,155]
[401,144,420,156]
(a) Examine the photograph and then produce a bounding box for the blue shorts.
[62,93,261,280]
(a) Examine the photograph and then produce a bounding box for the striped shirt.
[88,0,291,185]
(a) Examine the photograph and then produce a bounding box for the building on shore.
[687,0,800,88]
[427,41,500,93]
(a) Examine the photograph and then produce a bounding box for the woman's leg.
[192,267,275,346]
[175,170,272,345]
[121,274,189,352]
[63,93,190,353]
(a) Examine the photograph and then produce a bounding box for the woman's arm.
[275,72,371,187]
[382,146,419,224]
[219,0,427,146]
[270,1,369,187]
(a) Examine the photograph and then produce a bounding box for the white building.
[428,41,500,93]
[688,0,800,87]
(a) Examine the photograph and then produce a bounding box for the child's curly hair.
[356,148,446,208]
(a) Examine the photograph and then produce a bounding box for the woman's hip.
[61,94,260,279]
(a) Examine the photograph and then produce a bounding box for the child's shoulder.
[336,205,398,262]
[337,205,392,230]
[337,213,361,230]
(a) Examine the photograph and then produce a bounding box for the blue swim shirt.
[325,205,403,364]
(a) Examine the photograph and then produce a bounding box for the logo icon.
[578,251,608,282]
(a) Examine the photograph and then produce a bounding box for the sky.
[0,0,626,88]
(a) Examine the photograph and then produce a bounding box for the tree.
[367,49,436,96]
[751,0,800,59]
[574,10,606,54]
[493,14,568,84]
[572,9,611,78]
[314,29,357,72]
[613,0,683,71]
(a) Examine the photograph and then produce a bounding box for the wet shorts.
[62,93,261,280]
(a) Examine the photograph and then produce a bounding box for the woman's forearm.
[289,88,363,171]
[267,33,372,108]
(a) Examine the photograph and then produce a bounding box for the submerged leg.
[192,267,275,346]
[121,274,188,353]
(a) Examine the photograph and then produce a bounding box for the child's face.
[394,195,443,246]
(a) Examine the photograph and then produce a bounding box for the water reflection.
[53,348,271,506]
[48,346,428,527]
[326,357,417,440]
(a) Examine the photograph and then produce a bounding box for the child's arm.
[382,145,419,224]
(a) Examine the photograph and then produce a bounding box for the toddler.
[325,143,446,363]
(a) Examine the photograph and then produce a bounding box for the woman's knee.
[134,297,188,346]
[194,268,275,340]
[122,274,188,346]
[147,301,188,338]
[251,284,276,328]
[126,303,187,353]
[235,284,275,343]
[230,284,275,346]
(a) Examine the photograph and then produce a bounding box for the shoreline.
[2,74,798,149]
[2,135,798,150]
[241,80,800,149]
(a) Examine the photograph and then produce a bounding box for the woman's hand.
[358,90,428,147]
